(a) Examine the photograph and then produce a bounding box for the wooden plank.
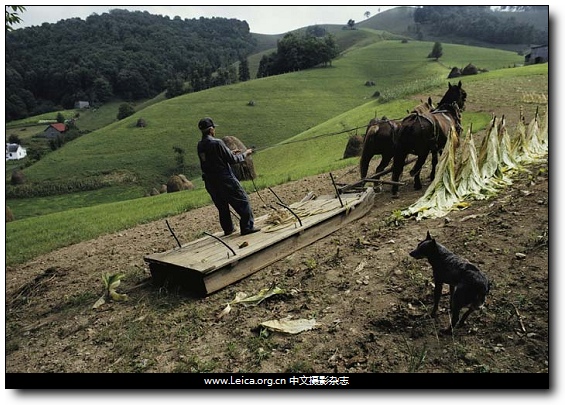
[144,188,375,296]
[145,193,364,271]
[204,189,375,294]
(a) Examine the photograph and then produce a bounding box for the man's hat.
[198,117,217,131]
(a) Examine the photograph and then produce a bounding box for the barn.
[525,45,548,65]
[74,100,90,109]
[43,123,67,138]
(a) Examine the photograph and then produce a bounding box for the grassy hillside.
[360,6,548,52]
[5,98,165,136]
[6,34,528,228]
[247,28,405,80]
[357,6,416,36]
[18,39,523,188]
[5,62,548,266]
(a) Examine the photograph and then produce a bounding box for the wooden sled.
[144,187,376,296]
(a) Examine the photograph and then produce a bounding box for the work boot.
[241,227,261,236]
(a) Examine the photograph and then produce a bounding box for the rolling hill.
[358,6,548,51]
[16,34,525,192]
[5,27,548,267]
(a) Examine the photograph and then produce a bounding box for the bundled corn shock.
[402,106,548,221]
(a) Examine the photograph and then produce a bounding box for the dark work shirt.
[197,135,246,179]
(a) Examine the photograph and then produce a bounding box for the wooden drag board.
[144,187,375,296]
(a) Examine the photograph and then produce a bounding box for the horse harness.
[366,117,399,140]
[436,104,463,135]
[404,111,441,148]
[411,105,461,145]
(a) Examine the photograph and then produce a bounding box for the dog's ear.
[426,230,432,240]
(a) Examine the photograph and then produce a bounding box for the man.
[197,117,260,236]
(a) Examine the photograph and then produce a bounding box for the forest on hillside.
[412,6,548,44]
[5,9,257,121]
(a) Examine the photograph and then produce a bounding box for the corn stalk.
[402,107,548,221]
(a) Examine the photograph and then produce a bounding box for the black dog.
[410,231,490,331]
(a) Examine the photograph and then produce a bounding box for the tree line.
[257,30,339,78]
[413,6,547,45]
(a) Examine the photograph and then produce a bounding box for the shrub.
[5,172,136,199]
[8,134,20,144]
[428,42,443,60]
[117,103,135,120]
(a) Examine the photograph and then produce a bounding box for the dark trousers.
[204,175,254,234]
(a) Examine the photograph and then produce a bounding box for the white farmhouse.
[6,143,27,160]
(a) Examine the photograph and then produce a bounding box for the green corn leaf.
[94,273,128,308]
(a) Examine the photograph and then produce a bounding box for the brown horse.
[391,101,463,196]
[389,81,467,196]
[359,97,434,179]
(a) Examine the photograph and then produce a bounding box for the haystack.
[448,67,462,78]
[343,134,364,158]
[222,135,256,180]
[11,169,25,185]
[462,63,479,75]
[166,175,194,193]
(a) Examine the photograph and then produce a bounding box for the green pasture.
[5,189,212,266]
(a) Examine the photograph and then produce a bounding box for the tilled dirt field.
[5,87,549,385]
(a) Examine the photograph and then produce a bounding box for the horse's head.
[439,81,466,111]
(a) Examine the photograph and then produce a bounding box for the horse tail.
[359,123,379,178]
[391,120,414,195]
